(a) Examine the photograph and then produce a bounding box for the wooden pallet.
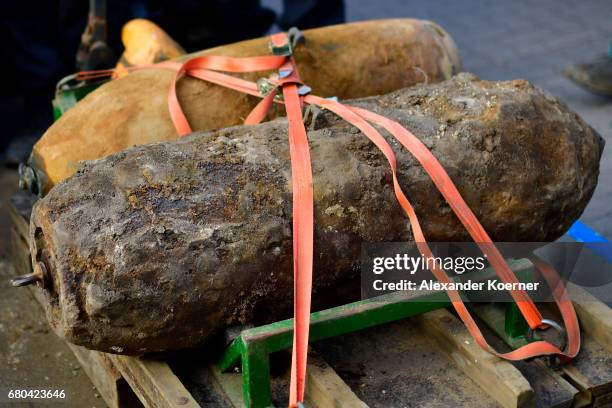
[7,191,612,408]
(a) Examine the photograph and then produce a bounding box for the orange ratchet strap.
[165,33,314,406]
[270,34,314,408]
[81,29,580,406]
[303,99,580,361]
[338,105,580,361]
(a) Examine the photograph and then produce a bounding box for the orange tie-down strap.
[78,31,580,406]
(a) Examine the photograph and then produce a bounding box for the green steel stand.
[467,259,535,349]
[218,288,449,407]
[218,259,536,407]
[52,74,109,120]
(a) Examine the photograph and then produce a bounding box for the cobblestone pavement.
[264,0,612,236]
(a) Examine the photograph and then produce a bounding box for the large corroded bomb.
[30,74,603,354]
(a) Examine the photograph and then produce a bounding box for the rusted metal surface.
[30,18,461,193]
[30,74,604,354]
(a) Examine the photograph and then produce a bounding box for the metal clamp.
[269,40,293,57]
[288,27,305,49]
[256,77,285,103]
[525,318,567,352]
[256,77,277,96]
[268,27,305,56]
[18,163,46,197]
[257,77,310,102]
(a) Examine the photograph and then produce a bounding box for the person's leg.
[148,0,276,52]
[0,1,79,163]
[279,0,345,30]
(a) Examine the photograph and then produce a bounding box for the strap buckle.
[268,27,305,56]
[269,40,293,57]
[256,75,310,101]
[256,77,278,97]
[256,76,286,102]
[525,318,567,353]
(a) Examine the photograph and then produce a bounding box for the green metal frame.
[467,262,535,348]
[52,75,109,120]
[218,289,449,407]
[218,259,536,407]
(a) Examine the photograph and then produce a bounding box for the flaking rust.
[30,74,603,354]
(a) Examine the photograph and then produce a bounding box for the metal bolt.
[11,273,39,287]
[10,261,49,288]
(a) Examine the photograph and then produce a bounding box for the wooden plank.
[314,319,504,408]
[561,336,612,407]
[471,293,612,408]
[469,303,579,408]
[210,364,245,407]
[535,295,612,406]
[8,194,32,277]
[593,391,612,407]
[210,351,368,408]
[306,351,369,408]
[516,360,583,408]
[110,355,200,408]
[416,309,534,408]
[7,191,34,239]
[9,225,31,276]
[567,283,612,354]
[68,344,144,408]
[67,344,121,407]
[564,337,612,397]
